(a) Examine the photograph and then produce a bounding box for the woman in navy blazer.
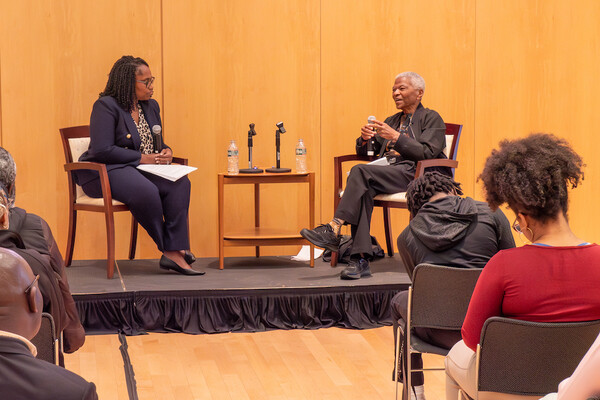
[76,56,203,276]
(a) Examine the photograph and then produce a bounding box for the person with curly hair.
[390,171,514,400]
[445,133,600,400]
[75,56,203,276]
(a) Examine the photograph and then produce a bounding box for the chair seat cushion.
[339,190,407,202]
[374,192,407,202]
[76,193,125,206]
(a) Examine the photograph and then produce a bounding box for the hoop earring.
[518,232,530,245]
[526,227,535,242]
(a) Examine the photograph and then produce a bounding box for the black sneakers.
[340,258,371,280]
[300,224,341,252]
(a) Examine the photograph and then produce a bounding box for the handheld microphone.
[276,121,286,133]
[367,116,376,156]
[152,125,163,153]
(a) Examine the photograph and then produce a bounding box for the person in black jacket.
[0,147,85,355]
[301,72,449,280]
[0,247,98,400]
[391,172,514,400]
[76,55,202,276]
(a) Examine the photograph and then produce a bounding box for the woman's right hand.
[140,153,156,164]
[360,124,377,141]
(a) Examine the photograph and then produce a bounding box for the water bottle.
[295,139,307,173]
[227,140,239,175]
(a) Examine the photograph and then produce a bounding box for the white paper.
[367,157,389,166]
[291,245,324,261]
[137,164,198,181]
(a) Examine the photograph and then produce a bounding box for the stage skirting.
[74,285,404,335]
[67,256,410,335]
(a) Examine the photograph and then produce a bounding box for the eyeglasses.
[135,76,155,88]
[512,218,522,234]
[24,274,39,295]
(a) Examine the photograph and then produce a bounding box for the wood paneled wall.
[0,0,598,262]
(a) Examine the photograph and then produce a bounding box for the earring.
[526,227,535,242]
[517,232,530,245]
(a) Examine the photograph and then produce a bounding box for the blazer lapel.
[122,107,142,150]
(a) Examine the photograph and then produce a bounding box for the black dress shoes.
[183,250,196,265]
[300,223,341,252]
[159,255,205,276]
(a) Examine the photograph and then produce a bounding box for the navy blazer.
[75,96,170,186]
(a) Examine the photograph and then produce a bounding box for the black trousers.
[334,162,414,257]
[391,290,462,386]
[82,166,191,252]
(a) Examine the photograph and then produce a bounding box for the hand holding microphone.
[151,125,172,164]
[366,116,376,156]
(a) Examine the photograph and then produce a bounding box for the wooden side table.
[218,171,315,269]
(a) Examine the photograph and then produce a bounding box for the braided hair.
[478,133,584,222]
[406,171,463,216]
[100,56,148,112]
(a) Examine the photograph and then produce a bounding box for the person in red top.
[444,133,600,400]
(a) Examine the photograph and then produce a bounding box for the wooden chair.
[332,123,462,266]
[395,263,481,400]
[59,125,187,279]
[459,317,600,400]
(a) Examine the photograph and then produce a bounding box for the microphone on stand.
[240,123,263,173]
[152,125,163,153]
[367,116,376,156]
[266,121,291,173]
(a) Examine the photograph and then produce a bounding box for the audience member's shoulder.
[29,357,98,400]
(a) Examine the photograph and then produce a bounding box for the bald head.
[0,248,42,339]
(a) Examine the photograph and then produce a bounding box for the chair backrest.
[477,317,600,396]
[31,312,58,365]
[409,263,481,330]
[59,125,91,199]
[59,125,90,163]
[443,123,462,161]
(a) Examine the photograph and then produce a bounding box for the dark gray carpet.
[66,255,410,294]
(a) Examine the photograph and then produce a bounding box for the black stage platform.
[66,255,410,335]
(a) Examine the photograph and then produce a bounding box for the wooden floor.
[64,326,446,400]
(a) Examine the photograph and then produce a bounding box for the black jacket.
[356,103,450,175]
[75,96,169,186]
[0,336,97,400]
[398,196,515,277]
[8,208,85,353]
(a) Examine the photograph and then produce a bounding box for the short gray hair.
[395,71,425,92]
[0,148,16,207]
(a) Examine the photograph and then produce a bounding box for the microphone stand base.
[239,168,264,174]
[265,167,291,173]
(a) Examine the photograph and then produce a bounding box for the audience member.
[0,148,85,354]
[445,133,600,400]
[0,247,97,399]
[391,172,514,400]
[302,71,450,280]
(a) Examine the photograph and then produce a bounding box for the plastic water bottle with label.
[227,140,239,175]
[295,139,307,173]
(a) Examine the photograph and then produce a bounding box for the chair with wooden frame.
[59,125,187,279]
[331,123,462,266]
[459,317,600,400]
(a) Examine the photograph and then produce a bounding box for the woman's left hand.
[371,120,400,142]
[155,148,173,165]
